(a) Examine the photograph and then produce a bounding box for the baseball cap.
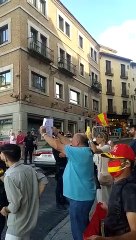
[101,144,135,161]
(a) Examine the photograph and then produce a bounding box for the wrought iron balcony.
[106,106,117,114]
[58,58,76,77]
[105,68,114,76]
[106,87,115,96]
[91,79,102,93]
[121,90,129,98]
[28,37,54,64]
[122,108,131,115]
[120,71,128,79]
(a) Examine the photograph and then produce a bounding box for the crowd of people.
[0,124,136,240]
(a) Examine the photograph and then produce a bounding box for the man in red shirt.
[16,131,25,159]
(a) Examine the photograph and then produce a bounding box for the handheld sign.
[43,118,53,136]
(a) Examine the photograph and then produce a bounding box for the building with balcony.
[100,45,134,130]
[0,0,101,136]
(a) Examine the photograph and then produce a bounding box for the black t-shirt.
[104,171,136,237]
[52,148,67,168]
[24,135,35,148]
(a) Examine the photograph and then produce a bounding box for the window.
[107,79,112,92]
[79,35,83,48]
[58,14,71,37]
[28,0,47,15]
[106,60,111,73]
[91,48,93,58]
[30,27,38,42]
[80,63,84,76]
[31,72,47,93]
[0,25,8,45]
[93,100,99,111]
[59,48,65,61]
[121,64,126,76]
[91,72,97,81]
[90,48,97,62]
[37,0,46,15]
[29,0,36,7]
[65,22,70,37]
[0,70,11,90]
[59,15,64,31]
[56,83,63,99]
[84,95,88,108]
[0,0,8,4]
[94,50,97,62]
[70,89,80,105]
[122,82,127,95]
[108,99,113,112]
[123,101,127,110]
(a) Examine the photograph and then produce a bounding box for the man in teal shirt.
[40,127,96,240]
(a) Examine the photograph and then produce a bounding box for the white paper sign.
[43,118,53,136]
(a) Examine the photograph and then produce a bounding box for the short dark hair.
[130,125,136,130]
[76,133,89,147]
[0,144,21,162]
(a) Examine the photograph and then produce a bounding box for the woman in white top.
[89,132,112,204]
[9,132,16,144]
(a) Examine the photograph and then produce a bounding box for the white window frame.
[68,85,81,106]
[27,0,48,18]
[0,64,13,92]
[57,10,71,38]
[28,65,49,95]
[84,92,88,108]
[28,20,49,47]
[0,18,11,47]
[54,77,65,101]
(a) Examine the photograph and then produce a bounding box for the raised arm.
[52,127,71,145]
[40,126,66,154]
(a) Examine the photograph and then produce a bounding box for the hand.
[0,207,8,217]
[39,126,46,136]
[59,152,66,158]
[52,127,59,137]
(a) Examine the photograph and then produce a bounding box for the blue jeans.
[69,199,94,240]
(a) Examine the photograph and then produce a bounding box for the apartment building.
[100,46,136,132]
[0,0,101,136]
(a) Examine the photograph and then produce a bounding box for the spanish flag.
[95,113,109,127]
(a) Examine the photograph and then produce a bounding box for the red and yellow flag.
[95,113,109,127]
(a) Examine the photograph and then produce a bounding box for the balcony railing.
[106,86,115,96]
[120,71,128,79]
[91,79,102,93]
[28,37,54,63]
[122,108,131,115]
[105,68,114,76]
[121,90,129,98]
[106,106,116,114]
[58,58,76,77]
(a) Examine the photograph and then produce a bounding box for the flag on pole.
[95,113,109,126]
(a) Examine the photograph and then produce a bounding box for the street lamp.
[131,88,136,124]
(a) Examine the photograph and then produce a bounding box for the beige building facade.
[0,0,101,137]
[100,46,136,133]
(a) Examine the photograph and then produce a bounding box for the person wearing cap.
[89,143,136,240]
